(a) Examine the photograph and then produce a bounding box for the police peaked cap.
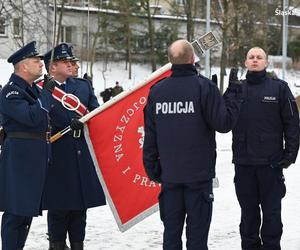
[7,41,43,65]
[66,44,79,62]
[43,43,73,66]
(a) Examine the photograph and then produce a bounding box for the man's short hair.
[168,39,194,64]
[246,46,268,60]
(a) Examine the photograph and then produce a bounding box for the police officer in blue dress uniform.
[231,47,299,250]
[66,45,80,78]
[42,43,106,250]
[143,39,242,250]
[0,41,54,250]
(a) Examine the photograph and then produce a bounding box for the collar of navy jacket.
[171,64,198,77]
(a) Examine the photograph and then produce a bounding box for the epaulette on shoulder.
[269,77,287,85]
[266,71,279,80]
[72,77,89,83]
[197,74,206,80]
[197,74,216,87]
[3,82,15,91]
[69,77,93,88]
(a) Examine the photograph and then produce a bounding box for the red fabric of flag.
[84,65,172,232]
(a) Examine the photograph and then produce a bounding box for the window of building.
[13,18,21,37]
[101,0,110,5]
[0,17,7,36]
[60,26,73,43]
[134,35,148,51]
[175,0,185,5]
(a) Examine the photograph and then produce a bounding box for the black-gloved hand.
[43,74,56,93]
[70,118,84,130]
[211,74,218,86]
[227,68,243,97]
[229,68,241,86]
[277,158,292,169]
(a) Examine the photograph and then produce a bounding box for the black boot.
[65,244,71,250]
[48,233,70,250]
[70,242,84,250]
[49,242,70,250]
[49,241,66,250]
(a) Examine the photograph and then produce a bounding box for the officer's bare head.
[245,47,268,72]
[168,39,195,65]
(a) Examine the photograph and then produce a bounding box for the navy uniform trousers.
[234,165,286,250]
[159,180,213,250]
[1,213,32,250]
[47,210,86,242]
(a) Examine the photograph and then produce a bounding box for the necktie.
[60,84,65,91]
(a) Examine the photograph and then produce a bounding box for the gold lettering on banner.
[115,153,124,162]
[120,115,129,124]
[132,174,159,187]
[113,134,123,142]
[116,125,125,133]
[113,96,146,163]
[112,96,157,188]
[122,166,131,175]
[114,144,122,153]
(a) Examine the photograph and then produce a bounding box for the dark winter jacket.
[42,77,106,210]
[232,70,299,166]
[143,64,242,183]
[0,74,51,216]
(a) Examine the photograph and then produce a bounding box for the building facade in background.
[0,0,299,64]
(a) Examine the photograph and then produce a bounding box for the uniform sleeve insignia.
[5,90,19,98]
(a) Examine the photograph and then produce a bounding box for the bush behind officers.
[231,47,299,250]
[143,39,243,250]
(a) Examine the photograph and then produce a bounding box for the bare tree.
[0,0,51,51]
[140,0,159,72]
[113,0,140,79]
[212,0,231,93]
[184,0,196,41]
[55,0,65,46]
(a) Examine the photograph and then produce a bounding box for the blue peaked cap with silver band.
[43,43,73,66]
[7,41,43,65]
[66,44,79,62]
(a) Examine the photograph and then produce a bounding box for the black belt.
[6,131,51,141]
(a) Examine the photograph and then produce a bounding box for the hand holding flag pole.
[48,32,220,232]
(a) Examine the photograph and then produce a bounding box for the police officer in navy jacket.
[143,39,242,250]
[42,43,106,250]
[0,41,54,250]
[231,47,299,250]
[67,44,80,78]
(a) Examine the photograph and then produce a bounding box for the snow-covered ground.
[0,59,299,249]
[4,133,299,250]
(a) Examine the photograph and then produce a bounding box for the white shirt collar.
[55,80,66,86]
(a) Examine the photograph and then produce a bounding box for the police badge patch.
[5,91,19,98]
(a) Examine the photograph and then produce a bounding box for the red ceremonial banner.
[83,63,172,232]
